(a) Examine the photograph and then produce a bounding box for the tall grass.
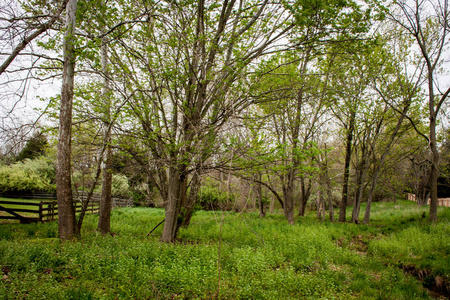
[0,200,448,299]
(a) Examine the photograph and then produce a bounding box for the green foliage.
[16,133,48,162]
[0,157,55,193]
[111,174,131,198]
[197,180,236,211]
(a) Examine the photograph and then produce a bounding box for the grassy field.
[0,200,449,299]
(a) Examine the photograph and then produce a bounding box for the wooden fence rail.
[0,200,57,223]
[0,192,133,223]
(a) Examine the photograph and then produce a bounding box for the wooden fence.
[0,192,133,223]
[406,193,450,207]
[0,200,55,223]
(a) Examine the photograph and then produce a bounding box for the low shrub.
[0,158,55,194]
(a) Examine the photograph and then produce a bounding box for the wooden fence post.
[39,201,43,223]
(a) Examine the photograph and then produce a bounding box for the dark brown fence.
[0,192,133,223]
[0,200,99,223]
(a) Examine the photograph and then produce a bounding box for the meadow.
[0,200,449,299]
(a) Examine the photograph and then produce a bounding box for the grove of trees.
[0,0,449,242]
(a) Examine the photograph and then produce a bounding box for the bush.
[111,174,131,198]
[197,185,236,211]
[0,158,55,193]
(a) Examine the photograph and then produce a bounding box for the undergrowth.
[0,200,448,299]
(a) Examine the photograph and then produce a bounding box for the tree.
[388,0,450,222]
[251,51,326,224]
[97,32,113,236]
[110,0,293,242]
[0,0,69,75]
[56,0,77,240]
[324,41,376,223]
[16,132,48,161]
[238,0,374,224]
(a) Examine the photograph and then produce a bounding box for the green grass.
[0,200,448,299]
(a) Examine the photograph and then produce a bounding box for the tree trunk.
[316,187,325,221]
[98,139,113,235]
[339,110,356,222]
[429,114,439,222]
[161,167,185,243]
[322,146,335,222]
[56,0,77,240]
[97,34,113,236]
[327,182,335,222]
[180,172,201,228]
[352,144,370,224]
[298,176,311,216]
[269,195,274,213]
[363,164,381,224]
[283,184,295,224]
[283,170,295,224]
[255,173,265,217]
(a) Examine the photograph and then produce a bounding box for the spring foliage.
[0,158,55,193]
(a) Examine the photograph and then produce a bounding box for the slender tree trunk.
[429,114,439,222]
[351,161,362,223]
[352,170,367,224]
[269,194,274,213]
[255,173,265,217]
[339,110,356,222]
[363,172,378,224]
[327,182,335,222]
[352,144,370,224]
[316,187,325,221]
[97,35,113,236]
[56,0,77,240]
[283,184,295,224]
[322,145,335,222]
[98,138,113,235]
[298,176,311,216]
[283,170,295,224]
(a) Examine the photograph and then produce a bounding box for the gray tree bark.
[97,35,113,236]
[161,167,186,243]
[298,176,311,216]
[56,0,77,240]
[339,109,356,222]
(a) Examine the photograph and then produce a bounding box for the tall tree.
[97,33,113,236]
[112,0,293,242]
[56,0,77,239]
[388,0,450,222]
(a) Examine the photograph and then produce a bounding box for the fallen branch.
[147,219,165,236]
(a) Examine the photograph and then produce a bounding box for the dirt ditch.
[400,264,450,299]
[341,235,450,299]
